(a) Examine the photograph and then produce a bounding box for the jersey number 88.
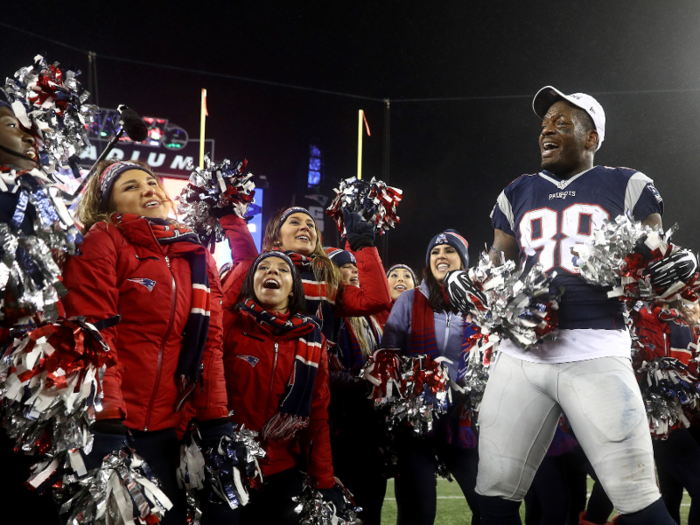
[519,204,609,274]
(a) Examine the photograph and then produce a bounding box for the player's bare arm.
[641,212,662,230]
[490,228,520,265]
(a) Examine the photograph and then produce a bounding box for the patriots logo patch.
[646,183,663,203]
[236,355,259,367]
[127,278,156,291]
[436,234,448,244]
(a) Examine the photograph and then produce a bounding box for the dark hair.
[235,257,307,315]
[422,266,458,314]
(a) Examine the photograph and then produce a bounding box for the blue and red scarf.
[113,213,210,409]
[273,249,337,341]
[238,297,325,441]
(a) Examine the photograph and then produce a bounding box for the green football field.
[380,477,692,524]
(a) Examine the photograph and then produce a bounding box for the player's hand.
[445,270,488,315]
[646,249,698,291]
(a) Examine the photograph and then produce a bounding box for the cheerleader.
[633,300,700,524]
[220,208,391,341]
[62,160,233,524]
[375,263,418,328]
[326,248,388,525]
[222,251,340,524]
[381,229,480,525]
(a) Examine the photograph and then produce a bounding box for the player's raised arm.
[490,228,520,265]
[641,212,662,230]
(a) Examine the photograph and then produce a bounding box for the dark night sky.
[3,2,700,272]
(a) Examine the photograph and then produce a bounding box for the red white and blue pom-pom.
[636,357,700,439]
[361,350,451,436]
[177,424,265,523]
[326,177,402,236]
[446,253,562,351]
[573,215,699,304]
[3,54,96,170]
[293,478,361,525]
[0,317,115,456]
[51,445,172,524]
[178,155,255,251]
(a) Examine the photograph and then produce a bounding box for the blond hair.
[263,208,342,301]
[77,160,175,233]
[348,316,383,360]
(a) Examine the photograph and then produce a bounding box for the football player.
[476,86,677,525]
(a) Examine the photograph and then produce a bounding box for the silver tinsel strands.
[57,446,173,525]
[326,176,403,236]
[178,156,255,251]
[447,253,562,350]
[0,318,114,457]
[361,350,452,436]
[572,214,695,303]
[4,54,96,170]
[293,478,361,525]
[637,357,700,439]
[177,424,266,524]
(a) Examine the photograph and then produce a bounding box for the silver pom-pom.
[293,478,361,525]
[446,253,562,350]
[3,54,96,170]
[178,156,255,251]
[55,446,172,524]
[361,350,452,436]
[326,176,403,236]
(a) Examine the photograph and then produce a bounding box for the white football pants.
[475,352,661,514]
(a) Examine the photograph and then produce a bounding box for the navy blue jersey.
[491,166,664,330]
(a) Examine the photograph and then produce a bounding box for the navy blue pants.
[654,427,700,525]
[524,455,569,525]
[394,434,480,525]
[241,468,304,525]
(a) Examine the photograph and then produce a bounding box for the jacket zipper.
[264,342,279,420]
[442,313,451,352]
[243,332,265,342]
[144,255,177,431]
[663,332,668,357]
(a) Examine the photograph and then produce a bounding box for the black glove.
[344,209,375,251]
[445,269,488,315]
[198,418,234,449]
[319,484,345,510]
[82,420,128,471]
[646,249,698,291]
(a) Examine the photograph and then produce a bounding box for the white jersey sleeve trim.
[494,190,515,231]
[624,171,654,215]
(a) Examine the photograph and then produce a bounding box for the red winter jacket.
[62,219,228,431]
[220,215,391,319]
[223,307,335,488]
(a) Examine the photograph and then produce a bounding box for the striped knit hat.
[325,247,357,268]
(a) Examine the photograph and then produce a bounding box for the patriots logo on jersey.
[646,183,663,203]
[127,278,156,291]
[236,355,260,367]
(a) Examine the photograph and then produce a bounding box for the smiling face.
[110,169,170,220]
[0,106,37,170]
[339,263,359,287]
[430,245,463,283]
[539,100,597,179]
[388,268,415,300]
[278,212,318,256]
[253,256,294,311]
